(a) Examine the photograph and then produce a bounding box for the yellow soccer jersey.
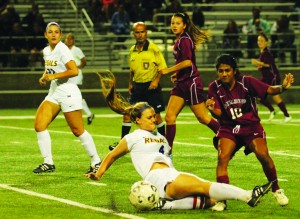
[129,40,167,83]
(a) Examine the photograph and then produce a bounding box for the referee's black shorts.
[130,81,165,113]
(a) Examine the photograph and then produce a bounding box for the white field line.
[0,184,145,219]
[86,182,107,186]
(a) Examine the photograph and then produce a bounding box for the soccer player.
[108,22,166,150]
[33,22,101,174]
[64,33,95,125]
[251,32,291,122]
[86,71,272,210]
[160,12,219,155]
[206,54,292,211]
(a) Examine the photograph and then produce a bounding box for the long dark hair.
[98,71,152,123]
[172,12,209,46]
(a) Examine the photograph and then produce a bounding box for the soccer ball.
[128,180,160,211]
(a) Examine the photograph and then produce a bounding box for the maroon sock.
[264,166,280,192]
[166,124,176,152]
[260,98,275,112]
[217,175,229,184]
[207,119,220,134]
[277,102,289,117]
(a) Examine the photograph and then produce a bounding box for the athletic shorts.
[45,83,82,113]
[216,122,266,148]
[130,82,165,113]
[261,73,281,86]
[145,168,180,199]
[170,76,205,105]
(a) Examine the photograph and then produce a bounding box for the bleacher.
[5,0,299,70]
[1,0,300,108]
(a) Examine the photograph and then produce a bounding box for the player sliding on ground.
[85,71,272,211]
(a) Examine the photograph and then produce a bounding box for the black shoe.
[33,163,55,173]
[85,162,101,174]
[87,114,95,125]
[247,182,273,207]
[108,142,118,151]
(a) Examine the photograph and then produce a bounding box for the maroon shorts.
[216,122,266,147]
[262,74,281,86]
[170,76,205,105]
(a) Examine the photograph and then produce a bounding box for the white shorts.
[145,168,181,199]
[45,83,82,113]
[74,71,83,85]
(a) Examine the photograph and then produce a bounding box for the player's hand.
[170,73,177,83]
[206,97,215,111]
[85,172,100,180]
[39,77,47,86]
[282,73,295,90]
[149,81,158,90]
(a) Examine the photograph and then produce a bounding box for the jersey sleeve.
[245,76,269,99]
[60,43,74,64]
[178,37,193,61]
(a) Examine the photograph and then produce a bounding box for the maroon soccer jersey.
[258,47,281,85]
[173,32,199,82]
[207,75,269,126]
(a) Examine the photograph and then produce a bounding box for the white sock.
[82,99,92,117]
[209,182,251,202]
[36,130,53,165]
[163,196,205,210]
[78,130,101,165]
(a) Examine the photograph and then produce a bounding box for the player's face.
[217,64,236,85]
[257,35,268,49]
[133,24,147,44]
[64,35,74,47]
[170,16,186,36]
[45,25,62,47]
[136,108,157,132]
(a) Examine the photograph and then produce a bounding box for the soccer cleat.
[267,111,275,121]
[273,189,289,206]
[85,162,101,174]
[283,116,291,123]
[87,114,95,125]
[211,201,227,211]
[108,142,119,151]
[154,198,168,210]
[33,163,55,174]
[247,182,272,207]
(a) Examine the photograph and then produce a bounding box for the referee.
[109,22,167,150]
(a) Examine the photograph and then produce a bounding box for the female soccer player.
[206,54,292,211]
[33,22,101,174]
[251,32,291,122]
[160,12,219,155]
[85,71,272,211]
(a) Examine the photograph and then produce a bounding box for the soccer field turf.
[0,105,299,219]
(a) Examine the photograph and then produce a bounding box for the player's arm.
[206,97,222,118]
[251,58,269,68]
[43,60,78,81]
[39,70,47,86]
[78,57,86,69]
[159,60,191,75]
[85,138,129,180]
[267,73,294,95]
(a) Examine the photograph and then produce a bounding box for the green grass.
[0,105,299,219]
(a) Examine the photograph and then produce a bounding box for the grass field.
[0,104,299,219]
